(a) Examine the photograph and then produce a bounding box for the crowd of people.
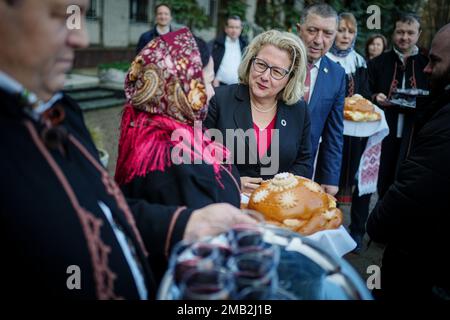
[1,0,449,300]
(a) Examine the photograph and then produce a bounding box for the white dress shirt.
[215,36,242,85]
[307,58,322,104]
[0,71,61,120]
[99,201,148,300]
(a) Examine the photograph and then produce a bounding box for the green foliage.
[284,0,302,32]
[256,0,285,30]
[165,0,211,30]
[98,61,130,72]
[250,0,425,52]
[327,0,425,54]
[223,0,248,19]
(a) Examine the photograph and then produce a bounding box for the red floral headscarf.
[124,27,208,124]
[115,28,230,187]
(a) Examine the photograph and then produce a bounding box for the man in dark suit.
[297,4,346,196]
[0,0,252,299]
[211,16,248,87]
[368,13,429,199]
[367,23,450,299]
[136,3,173,54]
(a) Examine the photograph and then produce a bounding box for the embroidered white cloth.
[343,105,389,196]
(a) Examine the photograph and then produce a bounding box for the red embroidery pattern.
[387,62,399,100]
[347,74,355,97]
[359,143,381,192]
[410,60,417,89]
[24,120,122,299]
[80,206,123,300]
[69,135,148,257]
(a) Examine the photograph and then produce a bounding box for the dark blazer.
[210,33,248,74]
[204,84,312,180]
[121,163,241,210]
[0,90,193,299]
[307,55,346,186]
[136,25,173,54]
[367,90,450,298]
[367,49,429,137]
[367,50,429,196]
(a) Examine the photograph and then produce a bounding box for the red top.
[253,115,277,158]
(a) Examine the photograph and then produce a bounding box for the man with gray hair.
[297,4,346,197]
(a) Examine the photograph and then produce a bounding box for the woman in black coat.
[204,30,312,195]
[116,29,241,209]
[115,29,243,284]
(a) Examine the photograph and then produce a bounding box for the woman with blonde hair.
[204,30,312,195]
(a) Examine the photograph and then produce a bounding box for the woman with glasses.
[204,30,312,195]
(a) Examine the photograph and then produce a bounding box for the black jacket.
[136,25,173,54]
[120,163,241,211]
[211,33,247,74]
[119,123,242,284]
[346,66,371,99]
[204,84,312,179]
[0,90,191,299]
[368,50,429,138]
[367,89,450,298]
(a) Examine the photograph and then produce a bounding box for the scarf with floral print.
[115,28,230,186]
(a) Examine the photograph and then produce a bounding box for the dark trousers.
[337,136,368,202]
[377,136,402,198]
[349,185,372,236]
[337,136,371,237]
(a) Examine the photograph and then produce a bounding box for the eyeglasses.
[251,57,291,80]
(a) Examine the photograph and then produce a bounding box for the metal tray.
[157,225,372,300]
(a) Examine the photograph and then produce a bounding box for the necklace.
[250,100,277,113]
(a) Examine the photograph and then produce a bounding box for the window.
[130,0,149,23]
[208,0,218,25]
[197,0,218,25]
[87,0,100,19]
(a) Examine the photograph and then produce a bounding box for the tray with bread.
[344,94,381,122]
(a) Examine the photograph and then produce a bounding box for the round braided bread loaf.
[247,173,343,235]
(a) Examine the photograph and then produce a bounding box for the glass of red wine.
[178,267,235,300]
[227,243,280,296]
[169,241,222,286]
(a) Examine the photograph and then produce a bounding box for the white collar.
[225,36,239,44]
[310,58,321,69]
[156,25,170,35]
[394,45,419,63]
[0,70,62,120]
[0,71,39,105]
[0,71,27,95]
